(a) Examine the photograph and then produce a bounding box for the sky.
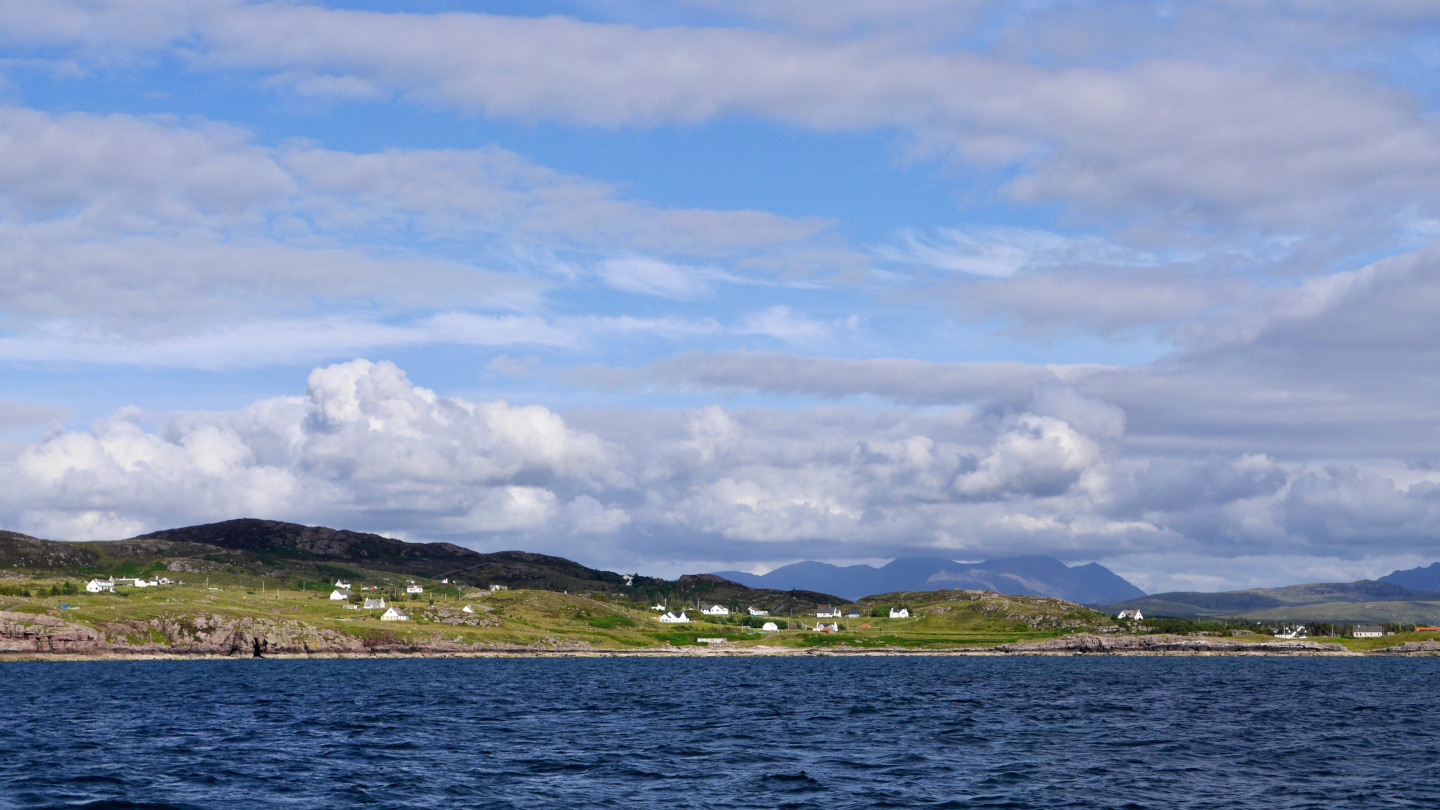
[1,1,1440,592]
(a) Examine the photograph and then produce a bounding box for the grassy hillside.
[0,520,841,613]
[1104,580,1440,619]
[0,571,1117,653]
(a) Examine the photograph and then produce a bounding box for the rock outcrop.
[996,633,1349,654]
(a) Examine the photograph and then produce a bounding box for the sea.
[1,656,1436,809]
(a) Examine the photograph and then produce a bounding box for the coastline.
[4,642,1436,662]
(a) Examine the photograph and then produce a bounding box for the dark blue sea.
[2,656,1436,809]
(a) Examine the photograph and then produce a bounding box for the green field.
[0,571,1117,652]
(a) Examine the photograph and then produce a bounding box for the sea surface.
[2,656,1436,809]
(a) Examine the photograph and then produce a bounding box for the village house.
[380,607,410,622]
[651,604,666,611]
[816,605,840,618]
[1353,624,1385,638]
[700,604,729,616]
[85,579,115,593]
[156,577,173,585]
[334,579,351,589]
[761,621,779,632]
[490,584,508,592]
[658,611,691,624]
[847,609,860,619]
[747,607,769,616]
[889,607,910,619]
[814,622,839,632]
[1117,609,1144,620]
[364,597,386,609]
[406,582,424,594]
[329,589,353,601]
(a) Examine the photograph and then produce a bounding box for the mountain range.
[712,555,1147,604]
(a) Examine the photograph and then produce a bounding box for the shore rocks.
[996,633,1349,654]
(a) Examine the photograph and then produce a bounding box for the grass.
[8,572,1432,654]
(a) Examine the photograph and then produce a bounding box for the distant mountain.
[1104,579,1440,618]
[711,555,1146,604]
[1380,562,1440,592]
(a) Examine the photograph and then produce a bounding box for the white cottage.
[1353,625,1385,638]
[700,604,729,616]
[329,589,353,601]
[334,579,351,589]
[380,607,410,622]
[761,621,779,632]
[364,597,387,609]
[889,607,910,619]
[814,622,839,632]
[816,605,840,618]
[651,604,667,611]
[657,611,691,624]
[1117,609,1144,621]
[406,584,424,595]
[747,607,769,616]
[85,579,115,593]
[490,584,508,592]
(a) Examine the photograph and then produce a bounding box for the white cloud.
[597,257,710,299]
[735,306,833,343]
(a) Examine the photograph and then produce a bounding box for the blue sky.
[2,1,1440,592]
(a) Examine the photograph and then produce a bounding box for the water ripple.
[1,657,1438,809]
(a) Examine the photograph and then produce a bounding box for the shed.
[761,621,779,632]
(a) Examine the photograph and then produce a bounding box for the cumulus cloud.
[4,359,625,539]
[2,357,1438,584]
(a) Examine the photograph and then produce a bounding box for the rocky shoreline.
[4,613,1438,660]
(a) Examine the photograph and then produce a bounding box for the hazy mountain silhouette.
[1380,562,1440,592]
[711,555,1145,603]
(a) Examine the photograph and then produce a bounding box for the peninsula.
[2,520,1437,659]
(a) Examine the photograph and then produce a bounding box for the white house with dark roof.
[889,607,910,619]
[329,589,353,601]
[334,579,351,589]
[406,583,424,594]
[380,607,410,622]
[814,622,839,632]
[700,604,729,616]
[85,579,115,593]
[816,605,840,618]
[657,611,691,624]
[1353,624,1385,638]
[748,607,769,616]
[1117,609,1144,620]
